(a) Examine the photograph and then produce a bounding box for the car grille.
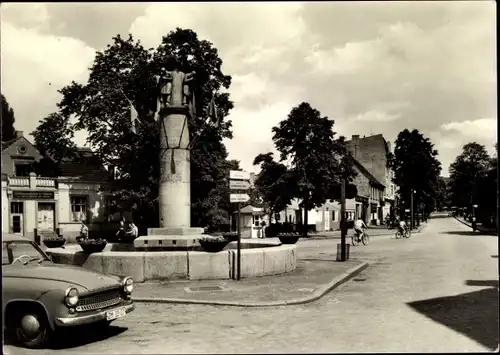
[76,288,122,312]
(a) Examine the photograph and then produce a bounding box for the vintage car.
[2,234,135,348]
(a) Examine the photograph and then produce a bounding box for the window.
[14,163,32,177]
[332,211,336,221]
[71,196,88,222]
[10,202,23,214]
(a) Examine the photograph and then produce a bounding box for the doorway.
[324,210,330,231]
[10,202,24,235]
[37,203,55,232]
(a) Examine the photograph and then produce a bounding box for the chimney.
[352,135,360,140]
[15,131,23,139]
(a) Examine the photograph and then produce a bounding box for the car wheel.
[13,308,52,349]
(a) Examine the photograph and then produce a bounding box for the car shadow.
[49,325,128,349]
[407,279,499,350]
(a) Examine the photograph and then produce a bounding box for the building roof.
[1,137,18,151]
[234,205,266,215]
[58,147,110,182]
[346,133,391,156]
[348,154,385,188]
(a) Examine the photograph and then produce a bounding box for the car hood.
[3,263,122,293]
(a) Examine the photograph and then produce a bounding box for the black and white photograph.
[1,1,497,353]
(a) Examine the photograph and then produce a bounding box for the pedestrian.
[130,221,139,239]
[80,221,89,240]
[116,220,125,242]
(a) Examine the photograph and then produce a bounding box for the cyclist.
[354,218,368,241]
[398,219,407,236]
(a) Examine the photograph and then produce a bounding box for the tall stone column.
[158,108,191,228]
[134,68,204,251]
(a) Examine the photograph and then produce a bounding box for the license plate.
[106,307,127,321]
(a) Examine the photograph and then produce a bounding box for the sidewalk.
[133,258,369,307]
[454,216,497,235]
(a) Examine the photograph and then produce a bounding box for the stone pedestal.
[134,227,207,250]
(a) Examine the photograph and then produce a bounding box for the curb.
[454,216,497,235]
[132,261,370,307]
[454,216,472,228]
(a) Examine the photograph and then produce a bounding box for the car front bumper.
[55,301,135,327]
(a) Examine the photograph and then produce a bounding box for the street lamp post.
[410,189,416,230]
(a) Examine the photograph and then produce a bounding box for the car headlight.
[64,287,79,307]
[123,277,134,294]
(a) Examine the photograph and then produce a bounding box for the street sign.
[473,204,478,208]
[229,180,251,190]
[405,209,410,212]
[230,170,250,180]
[230,193,250,203]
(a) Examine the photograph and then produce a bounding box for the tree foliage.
[389,129,441,216]
[256,102,354,236]
[448,142,493,210]
[253,152,295,217]
[31,29,235,229]
[433,177,450,211]
[1,94,16,142]
[31,113,79,165]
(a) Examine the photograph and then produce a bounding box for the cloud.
[129,2,308,172]
[431,118,497,176]
[0,20,96,139]
[351,110,401,123]
[0,3,51,31]
[0,2,496,179]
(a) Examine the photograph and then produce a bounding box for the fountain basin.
[45,240,296,282]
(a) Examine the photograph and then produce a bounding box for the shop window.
[71,196,88,222]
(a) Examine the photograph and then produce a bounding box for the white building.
[1,132,113,241]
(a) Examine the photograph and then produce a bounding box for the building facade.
[346,134,396,219]
[314,155,386,232]
[1,132,112,241]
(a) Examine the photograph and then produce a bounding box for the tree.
[31,29,234,229]
[1,94,16,141]
[253,152,296,221]
[433,177,449,211]
[31,113,78,166]
[389,129,442,219]
[270,102,354,237]
[448,142,494,221]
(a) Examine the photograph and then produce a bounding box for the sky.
[1,2,497,177]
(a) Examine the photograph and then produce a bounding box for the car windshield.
[2,240,50,266]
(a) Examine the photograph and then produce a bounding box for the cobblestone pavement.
[5,216,498,354]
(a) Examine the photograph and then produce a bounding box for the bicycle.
[395,228,411,239]
[351,230,369,246]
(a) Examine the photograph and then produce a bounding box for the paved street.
[5,215,498,354]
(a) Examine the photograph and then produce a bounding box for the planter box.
[277,233,300,244]
[79,242,107,254]
[221,232,239,242]
[43,239,66,248]
[199,240,230,253]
